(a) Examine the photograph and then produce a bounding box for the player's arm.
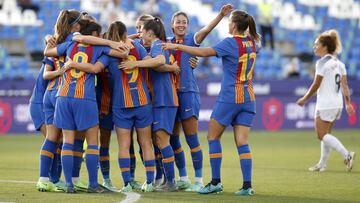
[119,55,166,71]
[296,75,323,106]
[72,35,128,52]
[43,64,65,80]
[156,63,180,74]
[128,33,140,40]
[64,58,105,74]
[43,43,59,57]
[194,4,233,44]
[340,75,355,115]
[161,43,216,57]
[108,48,129,59]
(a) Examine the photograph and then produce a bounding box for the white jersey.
[315,54,346,110]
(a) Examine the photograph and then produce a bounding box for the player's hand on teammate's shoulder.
[159,42,178,51]
[220,4,234,17]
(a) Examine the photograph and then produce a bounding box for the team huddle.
[29,2,355,197]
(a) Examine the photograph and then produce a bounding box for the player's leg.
[61,129,76,193]
[233,125,255,196]
[71,131,87,191]
[171,121,190,190]
[99,127,116,191]
[182,117,203,191]
[316,109,355,171]
[129,129,142,190]
[116,127,132,192]
[198,119,225,194]
[137,126,155,192]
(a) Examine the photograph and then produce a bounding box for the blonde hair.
[317,29,342,55]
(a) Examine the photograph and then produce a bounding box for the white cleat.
[308,163,326,172]
[344,152,355,172]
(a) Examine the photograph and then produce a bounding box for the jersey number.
[335,73,340,92]
[70,52,88,78]
[123,55,139,83]
[238,52,256,81]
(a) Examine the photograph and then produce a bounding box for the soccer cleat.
[54,180,66,191]
[36,180,57,192]
[176,179,191,190]
[103,179,118,192]
[74,181,88,192]
[65,186,76,193]
[344,151,355,172]
[154,180,177,192]
[185,182,204,192]
[198,182,223,194]
[129,180,142,190]
[235,188,255,196]
[141,181,154,192]
[154,179,163,188]
[121,184,133,192]
[87,184,113,193]
[308,164,326,172]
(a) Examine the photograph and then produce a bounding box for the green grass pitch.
[0,130,359,203]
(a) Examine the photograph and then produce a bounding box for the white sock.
[39,177,49,182]
[155,179,162,185]
[179,176,189,181]
[318,141,331,167]
[322,134,349,159]
[72,177,79,184]
[194,177,203,184]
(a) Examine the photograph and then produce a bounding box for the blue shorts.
[99,112,114,130]
[176,92,200,122]
[152,106,177,134]
[113,104,152,129]
[54,97,99,131]
[29,102,45,131]
[43,90,57,125]
[211,101,256,127]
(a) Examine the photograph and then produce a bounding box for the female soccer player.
[161,9,260,196]
[296,29,355,172]
[44,18,128,193]
[168,4,233,191]
[120,17,180,192]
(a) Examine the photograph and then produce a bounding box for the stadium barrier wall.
[0,79,359,134]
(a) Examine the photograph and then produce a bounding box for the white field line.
[0,180,36,184]
[118,192,141,203]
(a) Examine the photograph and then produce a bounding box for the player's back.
[316,54,346,110]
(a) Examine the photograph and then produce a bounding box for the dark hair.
[230,10,260,42]
[170,11,189,33]
[318,29,342,54]
[54,9,81,44]
[104,21,127,42]
[79,20,102,36]
[143,17,166,41]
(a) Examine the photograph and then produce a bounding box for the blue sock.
[61,143,74,187]
[49,144,61,183]
[144,160,155,184]
[129,143,136,181]
[185,134,203,179]
[99,147,110,180]
[160,145,175,182]
[170,135,187,177]
[209,140,222,182]
[237,144,252,189]
[40,139,56,178]
[57,143,62,179]
[72,139,84,179]
[154,145,163,180]
[118,158,131,186]
[86,145,99,188]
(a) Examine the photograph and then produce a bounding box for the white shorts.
[315,108,342,122]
